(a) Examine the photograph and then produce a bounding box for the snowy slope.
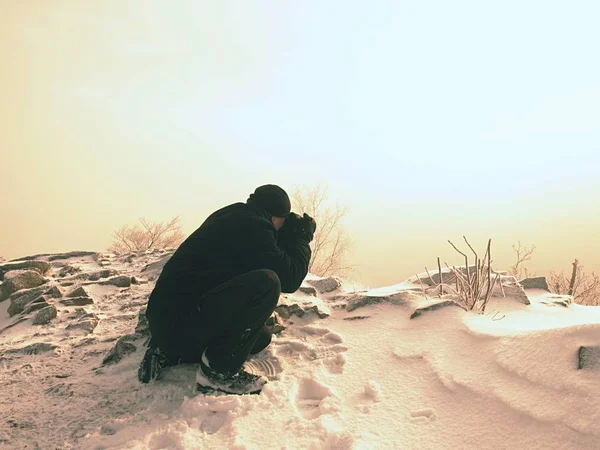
[1,252,599,449]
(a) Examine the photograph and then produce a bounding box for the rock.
[58,265,80,277]
[21,296,50,315]
[519,276,550,291]
[102,337,137,366]
[67,286,89,298]
[306,276,343,293]
[44,285,63,298]
[0,260,51,275]
[32,305,58,325]
[539,294,572,307]
[97,276,131,288]
[5,342,58,355]
[343,315,371,321]
[578,346,600,370]
[298,286,318,296]
[265,312,286,334]
[62,269,118,282]
[0,267,3,281]
[100,425,117,436]
[88,270,119,282]
[346,292,413,312]
[141,254,172,281]
[414,265,478,287]
[47,251,98,262]
[275,303,329,320]
[492,276,530,305]
[410,300,462,319]
[66,314,99,333]
[60,296,94,306]
[0,270,47,301]
[134,307,150,337]
[8,287,51,316]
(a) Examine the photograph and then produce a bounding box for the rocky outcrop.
[32,305,58,325]
[0,260,51,275]
[0,270,47,301]
[519,277,550,291]
[8,285,61,316]
[410,300,462,319]
[306,276,343,294]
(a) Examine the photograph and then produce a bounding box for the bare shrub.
[291,183,355,278]
[425,237,500,313]
[108,217,185,254]
[549,260,600,306]
[508,241,536,280]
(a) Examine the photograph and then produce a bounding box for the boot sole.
[196,383,262,396]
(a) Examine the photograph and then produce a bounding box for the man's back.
[146,201,311,322]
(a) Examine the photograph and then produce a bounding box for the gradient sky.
[2,1,599,288]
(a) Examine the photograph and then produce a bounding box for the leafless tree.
[549,260,600,306]
[508,241,536,280]
[291,183,355,277]
[109,217,185,254]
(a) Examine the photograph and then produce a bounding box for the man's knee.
[255,269,281,291]
[254,269,281,306]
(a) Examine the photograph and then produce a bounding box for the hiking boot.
[137,340,179,384]
[196,352,267,395]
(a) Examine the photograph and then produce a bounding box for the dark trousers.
[152,269,281,375]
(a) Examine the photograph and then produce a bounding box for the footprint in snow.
[244,348,283,380]
[274,326,348,374]
[294,377,339,420]
[410,408,436,422]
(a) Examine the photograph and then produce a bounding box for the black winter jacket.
[146,202,311,322]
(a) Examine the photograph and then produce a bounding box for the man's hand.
[278,212,317,245]
[297,213,317,243]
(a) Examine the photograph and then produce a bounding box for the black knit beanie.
[247,184,291,217]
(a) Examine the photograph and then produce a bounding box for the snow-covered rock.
[0,270,47,301]
[519,276,550,291]
[410,300,463,319]
[0,260,51,275]
[306,276,343,293]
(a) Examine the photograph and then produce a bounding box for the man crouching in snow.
[138,184,316,395]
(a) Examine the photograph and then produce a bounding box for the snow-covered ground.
[1,252,599,449]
